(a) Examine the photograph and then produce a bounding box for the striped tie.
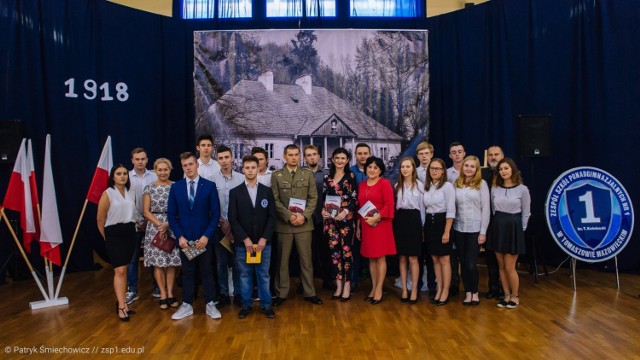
[189,180,195,209]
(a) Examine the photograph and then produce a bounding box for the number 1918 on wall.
[64,78,129,101]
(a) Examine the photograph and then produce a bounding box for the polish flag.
[86,136,113,204]
[2,139,37,252]
[27,140,41,236]
[40,135,62,266]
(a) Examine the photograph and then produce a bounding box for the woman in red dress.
[358,157,396,304]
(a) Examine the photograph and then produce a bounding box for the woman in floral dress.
[143,158,181,310]
[321,148,358,302]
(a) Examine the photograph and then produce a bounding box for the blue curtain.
[428,0,640,270]
[2,0,639,272]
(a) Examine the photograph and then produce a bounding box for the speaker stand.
[528,157,548,282]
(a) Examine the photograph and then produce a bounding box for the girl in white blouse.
[487,158,530,309]
[393,157,424,304]
[423,158,455,305]
[453,156,490,306]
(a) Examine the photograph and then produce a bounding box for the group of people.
[96,136,530,322]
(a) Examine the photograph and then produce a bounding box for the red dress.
[358,178,396,258]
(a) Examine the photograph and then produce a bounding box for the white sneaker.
[152,288,161,298]
[125,291,139,305]
[206,301,222,320]
[171,303,193,320]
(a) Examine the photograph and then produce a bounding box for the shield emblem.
[565,183,612,249]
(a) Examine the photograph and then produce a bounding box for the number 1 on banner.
[579,191,601,223]
[64,78,78,98]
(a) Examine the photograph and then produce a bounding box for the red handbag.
[151,231,176,253]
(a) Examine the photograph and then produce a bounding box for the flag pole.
[0,207,49,301]
[54,199,88,299]
[36,204,55,300]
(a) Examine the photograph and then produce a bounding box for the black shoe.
[485,291,499,299]
[497,292,506,301]
[400,296,409,303]
[331,294,341,300]
[272,297,286,307]
[304,296,323,305]
[238,306,252,319]
[471,300,480,306]
[262,306,276,318]
[371,297,383,305]
[408,294,418,305]
[217,296,231,308]
[430,298,438,304]
[340,295,351,302]
[117,307,130,322]
[463,300,472,306]
[436,297,449,306]
[364,296,373,302]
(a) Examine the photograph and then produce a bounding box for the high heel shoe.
[436,296,448,306]
[364,296,374,302]
[400,296,409,303]
[408,295,418,305]
[370,297,383,305]
[117,307,130,322]
[115,301,136,315]
[340,295,351,302]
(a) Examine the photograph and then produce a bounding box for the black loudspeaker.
[0,120,23,164]
[517,114,551,158]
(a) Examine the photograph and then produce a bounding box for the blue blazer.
[167,177,220,241]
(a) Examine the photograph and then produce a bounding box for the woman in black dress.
[393,157,424,304]
[97,164,137,321]
[321,148,358,301]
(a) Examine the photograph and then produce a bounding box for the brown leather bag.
[151,231,176,253]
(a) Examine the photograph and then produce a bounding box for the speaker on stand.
[516,114,551,282]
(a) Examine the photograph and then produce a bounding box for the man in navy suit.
[229,155,277,319]
[167,152,221,320]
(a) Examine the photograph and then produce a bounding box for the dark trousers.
[454,231,480,293]
[312,222,332,285]
[180,242,216,304]
[351,235,362,286]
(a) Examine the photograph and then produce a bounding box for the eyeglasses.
[429,167,444,171]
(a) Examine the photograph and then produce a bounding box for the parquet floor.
[1,265,639,359]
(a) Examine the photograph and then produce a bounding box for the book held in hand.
[181,240,207,261]
[288,198,307,214]
[246,245,262,264]
[324,195,342,218]
[358,200,379,218]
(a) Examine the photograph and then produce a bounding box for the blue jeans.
[235,245,272,309]
[180,242,216,304]
[214,239,240,297]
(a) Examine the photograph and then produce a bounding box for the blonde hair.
[153,157,173,171]
[454,156,482,189]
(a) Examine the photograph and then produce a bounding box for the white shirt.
[246,181,258,207]
[211,170,245,220]
[447,166,460,184]
[104,187,136,227]
[423,181,456,219]
[186,175,200,199]
[417,165,429,184]
[491,184,531,230]
[258,169,272,187]
[129,169,157,221]
[395,181,425,223]
[197,158,221,181]
[453,180,490,234]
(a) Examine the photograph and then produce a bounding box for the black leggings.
[453,231,480,293]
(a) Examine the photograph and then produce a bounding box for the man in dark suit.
[167,152,221,320]
[271,144,322,306]
[229,155,277,319]
[481,145,505,300]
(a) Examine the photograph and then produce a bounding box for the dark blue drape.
[1,0,638,273]
[428,0,640,271]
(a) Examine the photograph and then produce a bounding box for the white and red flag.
[40,135,62,266]
[2,139,37,251]
[86,136,112,204]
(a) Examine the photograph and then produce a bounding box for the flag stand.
[0,208,54,306]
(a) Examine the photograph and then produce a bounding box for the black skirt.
[393,209,422,256]
[104,222,137,267]
[487,211,526,255]
[424,212,452,256]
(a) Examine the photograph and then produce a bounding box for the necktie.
[291,170,295,178]
[189,180,195,209]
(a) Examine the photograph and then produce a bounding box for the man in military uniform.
[271,144,322,306]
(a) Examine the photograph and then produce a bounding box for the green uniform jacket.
[271,167,318,234]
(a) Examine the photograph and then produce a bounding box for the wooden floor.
[1,265,640,360]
